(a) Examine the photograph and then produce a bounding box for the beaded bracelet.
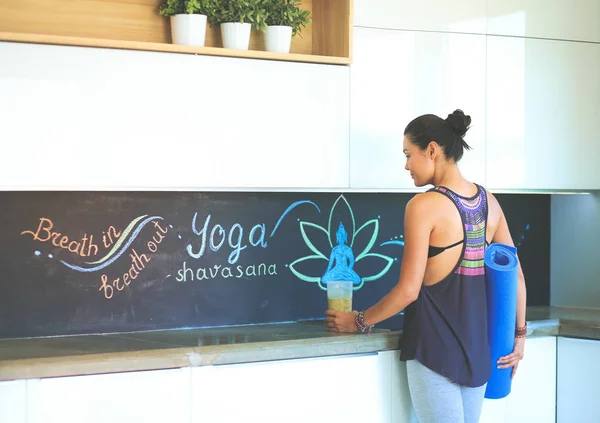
[355,311,375,335]
[515,324,527,338]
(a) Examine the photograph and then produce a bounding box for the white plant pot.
[264,25,293,54]
[221,22,252,50]
[170,14,207,46]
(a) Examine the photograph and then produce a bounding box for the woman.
[325,110,527,423]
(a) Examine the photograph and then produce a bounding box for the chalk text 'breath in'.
[21,217,121,257]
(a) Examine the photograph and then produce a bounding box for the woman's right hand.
[324,309,359,333]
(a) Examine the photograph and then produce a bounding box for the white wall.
[551,192,600,308]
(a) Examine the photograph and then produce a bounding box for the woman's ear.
[427,141,439,159]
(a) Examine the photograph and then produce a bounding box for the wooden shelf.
[0,31,350,65]
[0,0,352,65]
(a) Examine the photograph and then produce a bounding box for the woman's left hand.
[497,337,526,378]
[324,310,358,332]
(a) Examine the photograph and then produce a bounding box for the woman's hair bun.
[445,109,471,138]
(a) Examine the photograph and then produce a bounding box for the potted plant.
[212,0,268,50]
[158,0,218,47]
[262,0,310,54]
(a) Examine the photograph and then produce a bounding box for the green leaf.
[208,0,268,31]
[158,0,184,17]
[260,0,311,35]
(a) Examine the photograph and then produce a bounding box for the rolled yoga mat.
[484,243,519,400]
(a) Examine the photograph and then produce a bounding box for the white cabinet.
[191,352,393,423]
[26,368,191,423]
[0,335,591,423]
[480,397,509,423]
[505,336,556,423]
[480,336,556,423]
[389,351,416,423]
[0,380,26,423]
[389,337,557,423]
[486,36,600,190]
[487,0,600,43]
[355,0,600,43]
[354,0,486,34]
[350,27,486,190]
[0,42,350,190]
[557,337,600,423]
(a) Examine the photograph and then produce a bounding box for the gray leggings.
[406,359,487,423]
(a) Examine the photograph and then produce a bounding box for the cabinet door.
[389,351,416,423]
[480,336,556,423]
[557,337,600,423]
[487,0,600,43]
[191,353,392,423]
[480,397,509,423]
[0,380,26,423]
[505,336,556,423]
[0,42,350,190]
[26,368,191,423]
[350,28,486,190]
[354,0,486,34]
[486,37,600,190]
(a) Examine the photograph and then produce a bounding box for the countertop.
[1,306,599,381]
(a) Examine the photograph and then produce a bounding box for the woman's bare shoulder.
[485,188,499,205]
[408,190,446,207]
[405,191,450,219]
[484,188,504,233]
[485,189,502,214]
[403,192,441,235]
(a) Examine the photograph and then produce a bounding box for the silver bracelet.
[355,311,375,335]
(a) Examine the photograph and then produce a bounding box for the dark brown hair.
[404,109,472,162]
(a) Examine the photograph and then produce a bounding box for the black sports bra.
[428,239,490,258]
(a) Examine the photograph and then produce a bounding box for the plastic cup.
[326,280,353,312]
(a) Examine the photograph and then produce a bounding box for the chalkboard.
[0,191,550,339]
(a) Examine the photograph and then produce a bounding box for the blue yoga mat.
[484,243,519,400]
